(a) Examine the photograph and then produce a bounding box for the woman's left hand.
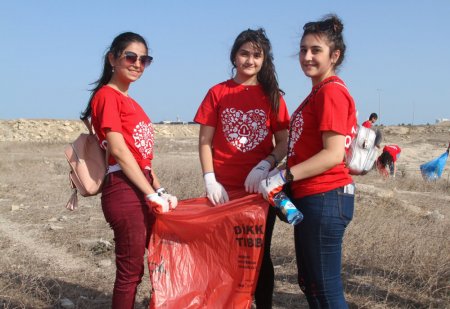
[244,160,271,193]
[162,193,178,210]
[156,188,178,210]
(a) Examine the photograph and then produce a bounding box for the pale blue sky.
[1,1,449,125]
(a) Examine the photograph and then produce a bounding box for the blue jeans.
[292,187,354,309]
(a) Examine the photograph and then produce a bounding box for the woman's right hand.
[204,172,229,205]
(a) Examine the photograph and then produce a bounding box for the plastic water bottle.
[273,191,303,226]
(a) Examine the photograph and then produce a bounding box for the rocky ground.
[0,119,200,143]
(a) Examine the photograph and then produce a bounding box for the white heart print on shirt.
[221,108,268,152]
[133,121,154,159]
[288,111,304,157]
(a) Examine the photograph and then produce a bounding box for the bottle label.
[273,192,303,225]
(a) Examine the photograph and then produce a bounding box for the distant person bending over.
[260,14,357,308]
[194,28,290,308]
[80,32,177,309]
[377,144,401,178]
[362,112,378,128]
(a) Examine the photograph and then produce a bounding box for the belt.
[107,164,152,174]
[107,164,121,174]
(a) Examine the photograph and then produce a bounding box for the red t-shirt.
[194,79,290,191]
[383,145,401,162]
[287,76,357,199]
[362,120,372,128]
[91,85,154,170]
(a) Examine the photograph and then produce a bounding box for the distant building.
[435,118,450,124]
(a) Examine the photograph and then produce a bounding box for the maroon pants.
[101,170,155,309]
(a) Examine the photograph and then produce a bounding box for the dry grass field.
[0,120,449,308]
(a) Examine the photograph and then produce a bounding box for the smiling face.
[109,42,148,86]
[299,33,340,85]
[233,42,264,84]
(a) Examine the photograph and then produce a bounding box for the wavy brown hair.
[230,28,284,114]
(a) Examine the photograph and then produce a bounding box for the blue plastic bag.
[420,150,449,181]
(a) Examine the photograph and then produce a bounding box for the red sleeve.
[362,120,371,128]
[270,95,290,132]
[194,89,218,127]
[315,84,350,135]
[91,89,123,135]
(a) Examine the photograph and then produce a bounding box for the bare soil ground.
[0,120,449,308]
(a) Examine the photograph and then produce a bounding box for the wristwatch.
[156,187,168,196]
[285,168,294,183]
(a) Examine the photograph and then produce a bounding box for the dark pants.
[255,205,276,308]
[101,170,155,309]
[292,188,354,309]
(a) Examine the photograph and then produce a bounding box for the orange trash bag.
[148,192,269,309]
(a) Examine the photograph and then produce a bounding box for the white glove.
[259,169,286,204]
[267,167,280,178]
[204,172,229,205]
[244,160,271,193]
[146,193,170,214]
[157,188,178,210]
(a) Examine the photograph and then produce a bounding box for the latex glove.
[156,188,178,210]
[146,193,170,214]
[163,194,178,210]
[259,169,286,204]
[204,172,229,205]
[244,160,271,193]
[267,167,280,178]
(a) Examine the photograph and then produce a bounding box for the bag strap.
[66,189,78,211]
[287,78,341,160]
[282,78,343,193]
[82,118,94,135]
[81,118,110,172]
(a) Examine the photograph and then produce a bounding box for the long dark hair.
[378,151,393,167]
[302,14,346,69]
[80,32,149,120]
[230,28,284,114]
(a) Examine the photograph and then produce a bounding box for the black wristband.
[268,153,278,167]
[156,188,167,196]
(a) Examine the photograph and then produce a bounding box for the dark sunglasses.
[303,20,334,32]
[123,51,153,68]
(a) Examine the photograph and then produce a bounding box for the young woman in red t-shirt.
[194,28,289,308]
[260,15,357,308]
[377,144,401,177]
[80,32,177,309]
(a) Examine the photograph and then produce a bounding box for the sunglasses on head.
[303,20,334,32]
[123,51,153,68]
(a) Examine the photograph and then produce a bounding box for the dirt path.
[0,216,88,272]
